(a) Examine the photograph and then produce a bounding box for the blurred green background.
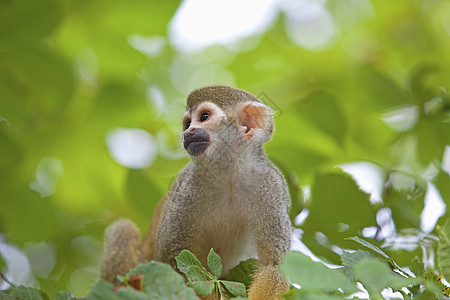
[0,0,449,297]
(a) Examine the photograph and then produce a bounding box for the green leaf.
[280,252,357,294]
[341,250,374,281]
[0,0,62,46]
[410,256,425,278]
[186,265,212,282]
[423,271,450,298]
[125,261,199,299]
[283,289,359,300]
[207,248,223,278]
[353,257,421,296]
[87,280,152,300]
[0,129,22,179]
[0,286,49,300]
[295,91,347,146]
[416,119,447,165]
[301,170,377,263]
[383,171,427,230]
[361,66,411,108]
[437,220,450,282]
[0,255,5,272]
[434,171,450,207]
[346,236,403,271]
[55,291,77,300]
[226,259,258,288]
[176,250,204,275]
[220,281,247,298]
[409,64,437,105]
[189,280,215,296]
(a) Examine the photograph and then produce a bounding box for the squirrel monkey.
[100,85,291,299]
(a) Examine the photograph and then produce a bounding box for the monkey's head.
[181,85,274,158]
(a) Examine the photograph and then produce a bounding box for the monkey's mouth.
[184,140,210,156]
[183,128,211,156]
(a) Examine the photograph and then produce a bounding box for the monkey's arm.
[154,196,199,266]
[248,174,291,300]
[153,171,200,266]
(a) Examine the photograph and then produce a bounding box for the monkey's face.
[182,100,273,158]
[182,102,226,157]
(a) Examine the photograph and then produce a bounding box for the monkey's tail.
[100,219,142,285]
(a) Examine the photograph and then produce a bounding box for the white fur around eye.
[193,102,226,125]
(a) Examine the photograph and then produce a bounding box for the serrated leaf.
[186,265,212,282]
[207,248,223,278]
[424,271,450,298]
[125,261,200,299]
[0,291,14,300]
[410,256,425,278]
[282,288,360,300]
[416,119,446,165]
[281,252,357,294]
[226,259,258,288]
[361,66,410,108]
[346,236,403,271]
[435,171,450,208]
[87,280,151,300]
[354,257,421,296]
[176,249,204,274]
[4,286,49,300]
[55,291,77,300]
[218,283,226,298]
[383,172,427,230]
[189,280,215,295]
[295,91,347,146]
[437,220,450,282]
[409,64,437,105]
[0,286,48,300]
[220,281,247,298]
[341,250,374,281]
[302,170,377,263]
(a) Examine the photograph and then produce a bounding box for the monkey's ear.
[238,102,271,135]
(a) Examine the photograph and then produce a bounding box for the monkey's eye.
[185,120,191,130]
[199,112,210,122]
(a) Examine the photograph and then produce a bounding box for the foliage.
[0,249,249,300]
[1,0,450,299]
[175,249,247,299]
[281,239,448,300]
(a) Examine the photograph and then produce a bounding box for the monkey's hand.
[100,219,142,285]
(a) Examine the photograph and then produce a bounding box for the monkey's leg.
[247,265,289,300]
[100,219,142,285]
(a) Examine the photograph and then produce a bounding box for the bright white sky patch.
[340,161,384,203]
[0,238,34,289]
[29,156,63,198]
[281,0,338,50]
[421,182,446,233]
[443,145,450,175]
[169,0,277,52]
[106,128,157,169]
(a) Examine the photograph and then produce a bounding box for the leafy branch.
[175,249,247,300]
